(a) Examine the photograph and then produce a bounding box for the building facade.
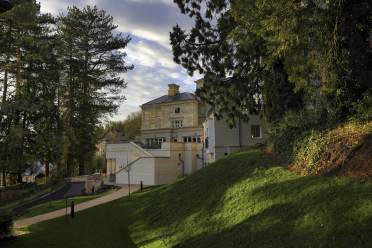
[105,84,204,186]
[140,83,205,147]
[195,79,267,163]
[105,80,267,186]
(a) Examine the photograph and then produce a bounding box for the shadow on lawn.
[132,150,372,247]
[1,200,138,248]
[174,176,372,248]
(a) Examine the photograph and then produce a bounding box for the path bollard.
[140,181,143,191]
[71,201,75,219]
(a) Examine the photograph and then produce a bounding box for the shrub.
[290,121,372,175]
[352,91,372,121]
[0,210,13,238]
[291,130,328,174]
[269,109,322,160]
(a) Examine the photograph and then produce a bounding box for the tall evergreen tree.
[57,6,132,176]
[0,0,47,183]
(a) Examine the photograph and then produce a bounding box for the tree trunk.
[17,172,22,184]
[45,160,50,178]
[66,154,73,177]
[79,157,85,176]
[2,170,6,187]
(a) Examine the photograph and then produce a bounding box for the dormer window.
[175,107,180,113]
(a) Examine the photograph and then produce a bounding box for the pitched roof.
[142,92,199,106]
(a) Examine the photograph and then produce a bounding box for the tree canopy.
[0,2,132,184]
[171,0,372,154]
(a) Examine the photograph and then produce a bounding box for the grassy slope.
[3,149,372,248]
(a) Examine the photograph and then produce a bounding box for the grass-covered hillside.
[4,149,372,248]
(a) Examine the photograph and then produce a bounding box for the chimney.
[168,83,180,96]
[195,78,204,91]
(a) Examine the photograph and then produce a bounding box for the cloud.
[94,0,193,49]
[38,0,201,121]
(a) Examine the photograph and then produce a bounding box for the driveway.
[14,185,139,228]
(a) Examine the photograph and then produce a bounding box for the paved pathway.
[14,185,139,228]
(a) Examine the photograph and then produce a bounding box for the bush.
[269,109,323,160]
[352,91,372,121]
[0,210,13,238]
[291,130,328,173]
[290,121,372,176]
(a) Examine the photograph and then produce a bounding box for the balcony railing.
[141,143,162,149]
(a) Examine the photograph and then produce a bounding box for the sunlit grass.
[3,149,372,247]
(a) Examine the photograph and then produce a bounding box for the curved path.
[14,185,139,228]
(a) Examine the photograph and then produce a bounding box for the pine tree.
[0,0,62,184]
[57,6,132,176]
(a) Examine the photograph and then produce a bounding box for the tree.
[105,111,142,141]
[0,0,53,184]
[57,6,132,176]
[171,0,372,126]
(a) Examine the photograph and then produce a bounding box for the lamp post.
[178,153,184,177]
[123,159,131,198]
[0,0,13,14]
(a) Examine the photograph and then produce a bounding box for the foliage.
[90,154,106,173]
[5,149,372,247]
[105,111,142,140]
[0,0,59,184]
[0,2,132,184]
[57,6,132,176]
[171,0,372,156]
[291,121,372,175]
[352,91,372,122]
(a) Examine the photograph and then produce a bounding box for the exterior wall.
[106,142,157,186]
[116,157,156,186]
[154,157,179,184]
[204,113,267,163]
[68,174,104,194]
[141,127,203,143]
[153,142,202,184]
[106,142,152,174]
[239,114,268,147]
[106,141,202,186]
[204,116,216,163]
[141,101,200,131]
[184,143,203,173]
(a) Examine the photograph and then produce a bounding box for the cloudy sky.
[39,0,199,121]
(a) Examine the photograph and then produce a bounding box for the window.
[172,120,183,128]
[175,107,180,113]
[146,137,165,147]
[183,136,202,143]
[251,125,262,138]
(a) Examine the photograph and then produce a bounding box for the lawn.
[0,186,55,212]
[16,190,114,220]
[2,149,372,247]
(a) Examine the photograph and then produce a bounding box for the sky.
[38,0,200,121]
